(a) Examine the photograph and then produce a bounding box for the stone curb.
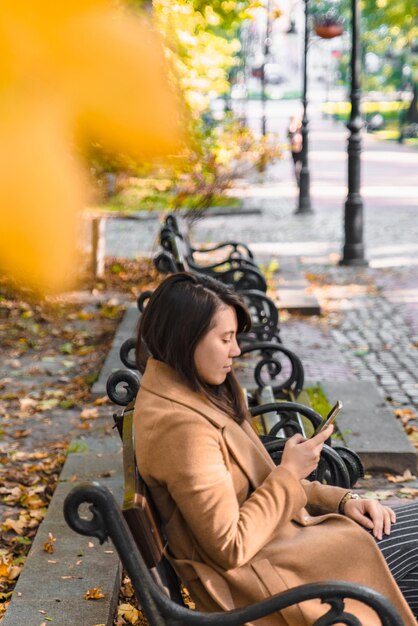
[91,303,139,399]
[2,436,123,626]
[321,381,417,474]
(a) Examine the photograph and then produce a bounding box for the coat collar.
[141,358,275,488]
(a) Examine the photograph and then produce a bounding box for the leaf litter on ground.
[0,258,160,622]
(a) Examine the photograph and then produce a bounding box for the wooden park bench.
[63,405,404,626]
[155,231,268,293]
[163,212,256,266]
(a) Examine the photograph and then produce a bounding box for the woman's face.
[194,305,241,386]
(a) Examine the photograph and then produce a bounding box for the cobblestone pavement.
[276,263,418,413]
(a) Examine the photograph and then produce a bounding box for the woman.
[134,272,417,625]
[287,116,303,185]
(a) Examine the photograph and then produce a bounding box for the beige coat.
[134,359,415,625]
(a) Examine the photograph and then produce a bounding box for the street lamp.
[340,0,368,265]
[295,0,313,214]
[260,0,272,137]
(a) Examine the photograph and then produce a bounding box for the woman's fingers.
[382,506,396,536]
[344,499,395,540]
[282,430,330,480]
[310,424,334,445]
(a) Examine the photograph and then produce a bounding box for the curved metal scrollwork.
[188,256,258,274]
[64,482,110,545]
[253,402,358,488]
[154,251,178,274]
[251,401,322,437]
[261,438,353,489]
[219,267,267,293]
[137,290,154,313]
[239,290,281,343]
[160,227,176,253]
[120,337,137,370]
[64,483,404,626]
[332,446,365,486]
[106,369,140,406]
[240,342,304,398]
[165,213,179,232]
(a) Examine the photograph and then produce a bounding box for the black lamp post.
[260,0,272,137]
[296,0,313,214]
[340,0,368,265]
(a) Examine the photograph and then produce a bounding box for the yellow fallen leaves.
[386,469,417,484]
[2,508,46,535]
[117,602,141,624]
[363,490,395,501]
[397,487,418,499]
[0,556,21,582]
[43,533,56,554]
[0,1,185,293]
[84,586,107,600]
[80,407,99,420]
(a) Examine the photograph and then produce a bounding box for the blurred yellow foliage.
[0,1,184,293]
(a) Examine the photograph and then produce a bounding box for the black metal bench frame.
[164,213,255,264]
[155,234,268,293]
[63,405,403,626]
[107,337,363,489]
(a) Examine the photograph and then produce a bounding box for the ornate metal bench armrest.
[191,240,254,260]
[64,483,404,626]
[187,256,258,272]
[239,341,304,397]
[154,251,180,274]
[215,266,267,293]
[106,368,140,406]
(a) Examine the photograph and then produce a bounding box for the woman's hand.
[343,498,396,540]
[281,425,333,481]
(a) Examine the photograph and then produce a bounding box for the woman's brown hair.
[136,272,252,424]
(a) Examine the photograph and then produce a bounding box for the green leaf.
[59,399,76,409]
[353,348,369,356]
[59,342,73,355]
[68,440,90,454]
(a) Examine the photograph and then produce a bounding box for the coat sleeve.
[302,479,349,515]
[145,406,308,570]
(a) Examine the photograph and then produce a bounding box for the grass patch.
[297,385,333,438]
[304,385,332,417]
[95,183,242,215]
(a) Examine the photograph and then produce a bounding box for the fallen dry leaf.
[117,602,140,624]
[397,487,418,498]
[0,557,21,582]
[84,587,107,600]
[80,408,99,420]
[386,469,417,483]
[43,533,56,554]
[2,517,27,535]
[363,490,395,501]
[93,396,109,406]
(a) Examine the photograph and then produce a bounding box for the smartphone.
[314,400,343,435]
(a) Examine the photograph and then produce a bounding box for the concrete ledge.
[321,380,417,474]
[91,304,138,398]
[2,435,123,626]
[276,288,321,316]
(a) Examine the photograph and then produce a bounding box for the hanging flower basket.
[314,21,343,38]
